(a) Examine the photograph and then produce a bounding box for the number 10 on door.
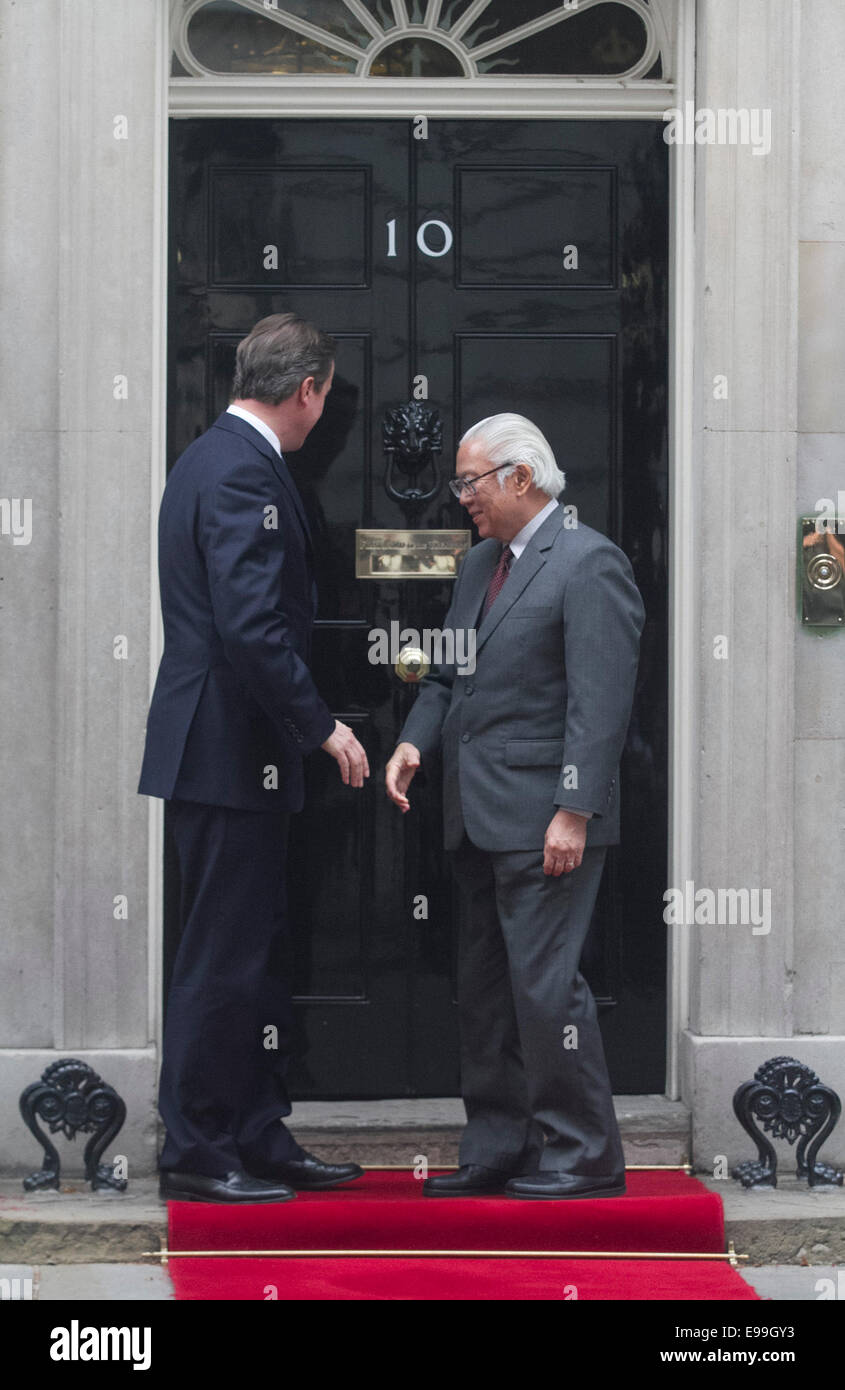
[387,219,454,259]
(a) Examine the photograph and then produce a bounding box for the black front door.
[166,116,668,1098]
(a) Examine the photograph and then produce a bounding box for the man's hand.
[385,742,421,812]
[543,809,588,876]
[321,720,370,787]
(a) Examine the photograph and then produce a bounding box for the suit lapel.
[475,504,564,653]
[271,452,314,554]
[459,542,500,629]
[213,412,314,554]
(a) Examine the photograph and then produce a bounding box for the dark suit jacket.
[138,411,335,812]
[398,503,645,851]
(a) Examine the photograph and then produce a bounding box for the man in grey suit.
[386,413,644,1199]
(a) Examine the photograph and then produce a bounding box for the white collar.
[226,404,282,457]
[508,497,560,559]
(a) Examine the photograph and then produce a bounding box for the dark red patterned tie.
[482,544,513,618]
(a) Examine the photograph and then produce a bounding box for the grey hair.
[232,312,336,405]
[459,413,565,498]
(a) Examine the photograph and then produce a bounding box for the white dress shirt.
[508,497,559,559]
[226,403,282,457]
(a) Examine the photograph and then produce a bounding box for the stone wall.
[0,0,167,1176]
[682,0,845,1171]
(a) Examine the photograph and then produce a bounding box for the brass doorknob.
[808,553,843,590]
[395,645,430,682]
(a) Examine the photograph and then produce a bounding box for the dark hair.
[231,313,336,404]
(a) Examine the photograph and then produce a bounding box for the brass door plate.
[800,516,845,626]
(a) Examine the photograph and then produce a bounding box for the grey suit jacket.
[398,503,645,851]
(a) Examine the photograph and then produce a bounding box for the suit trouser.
[450,834,624,1177]
[158,798,306,1176]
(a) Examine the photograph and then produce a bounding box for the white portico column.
[681,0,845,1171]
[0,0,168,1175]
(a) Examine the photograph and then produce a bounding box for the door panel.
[455,166,616,288]
[210,166,372,288]
[455,334,615,528]
[166,116,669,1097]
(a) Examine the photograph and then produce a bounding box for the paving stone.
[7,1260,843,1301]
[37,1263,174,1301]
[738,1264,844,1301]
[0,1264,35,1300]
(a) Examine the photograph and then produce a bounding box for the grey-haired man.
[386,414,644,1199]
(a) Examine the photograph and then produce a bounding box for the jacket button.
[464,685,474,695]
[461,733,471,743]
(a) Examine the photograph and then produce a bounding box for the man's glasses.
[448,461,516,500]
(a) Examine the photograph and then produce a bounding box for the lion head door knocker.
[382,402,443,515]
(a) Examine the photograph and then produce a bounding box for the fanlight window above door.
[172,0,672,80]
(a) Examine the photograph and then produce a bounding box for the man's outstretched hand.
[321,720,370,787]
[385,742,421,812]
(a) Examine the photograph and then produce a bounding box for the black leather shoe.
[159,1168,296,1204]
[423,1165,512,1196]
[246,1152,365,1190]
[505,1172,626,1200]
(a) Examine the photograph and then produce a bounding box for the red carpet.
[165,1170,758,1301]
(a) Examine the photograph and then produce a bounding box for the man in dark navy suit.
[139,313,369,1204]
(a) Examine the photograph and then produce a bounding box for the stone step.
[3,1176,843,1268]
[288,1095,691,1168]
[700,1176,845,1265]
[2,1098,843,1266]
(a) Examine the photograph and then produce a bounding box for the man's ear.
[299,375,316,403]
